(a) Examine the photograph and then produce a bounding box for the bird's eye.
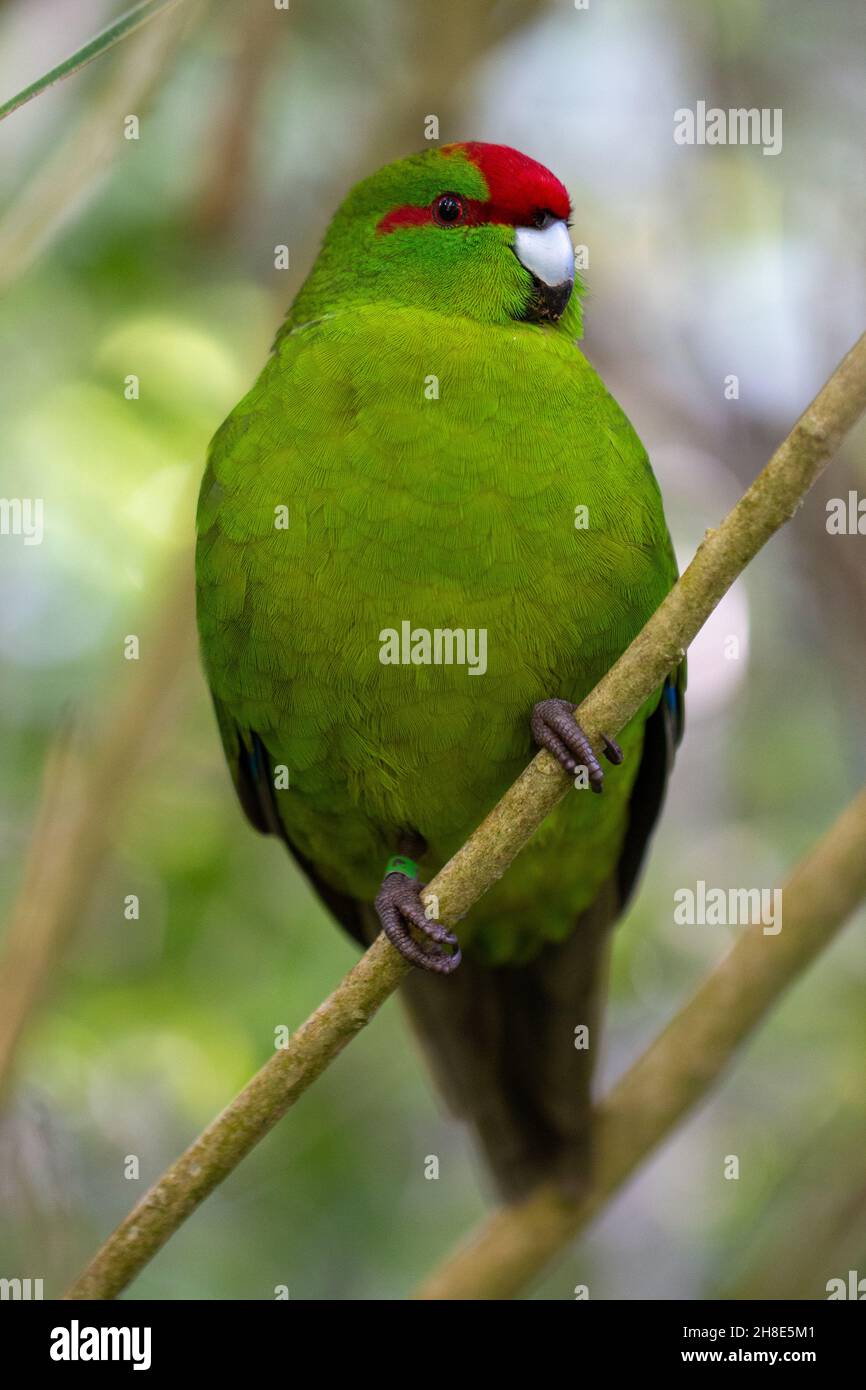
[533,208,555,229]
[432,193,466,226]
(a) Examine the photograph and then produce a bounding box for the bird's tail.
[399,879,618,1202]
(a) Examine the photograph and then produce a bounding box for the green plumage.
[196,144,680,1194]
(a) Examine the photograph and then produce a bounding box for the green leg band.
[385,854,419,879]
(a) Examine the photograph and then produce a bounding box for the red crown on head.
[446,142,571,224]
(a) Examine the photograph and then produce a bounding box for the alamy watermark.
[379,621,487,676]
[674,880,782,935]
[50,1320,151,1370]
[826,1270,866,1299]
[0,497,43,545]
[674,101,782,157]
[826,491,866,534]
[1,1276,44,1299]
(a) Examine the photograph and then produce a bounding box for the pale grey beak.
[513,219,575,322]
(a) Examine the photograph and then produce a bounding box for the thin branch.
[415,784,866,1299]
[0,0,184,123]
[63,330,866,1300]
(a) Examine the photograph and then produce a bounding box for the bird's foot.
[531,697,623,793]
[375,858,461,974]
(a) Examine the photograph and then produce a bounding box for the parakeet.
[195,142,684,1199]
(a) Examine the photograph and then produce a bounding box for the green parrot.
[196,142,684,1198]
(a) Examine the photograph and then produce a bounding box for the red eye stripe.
[376,195,561,235]
[377,198,480,234]
[376,205,435,234]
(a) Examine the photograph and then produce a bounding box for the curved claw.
[531,698,624,792]
[602,732,624,765]
[375,872,462,975]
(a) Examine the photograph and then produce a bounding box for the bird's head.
[289,142,582,335]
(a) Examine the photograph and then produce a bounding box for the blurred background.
[1,0,865,1300]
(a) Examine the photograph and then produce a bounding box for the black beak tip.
[520,275,574,324]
